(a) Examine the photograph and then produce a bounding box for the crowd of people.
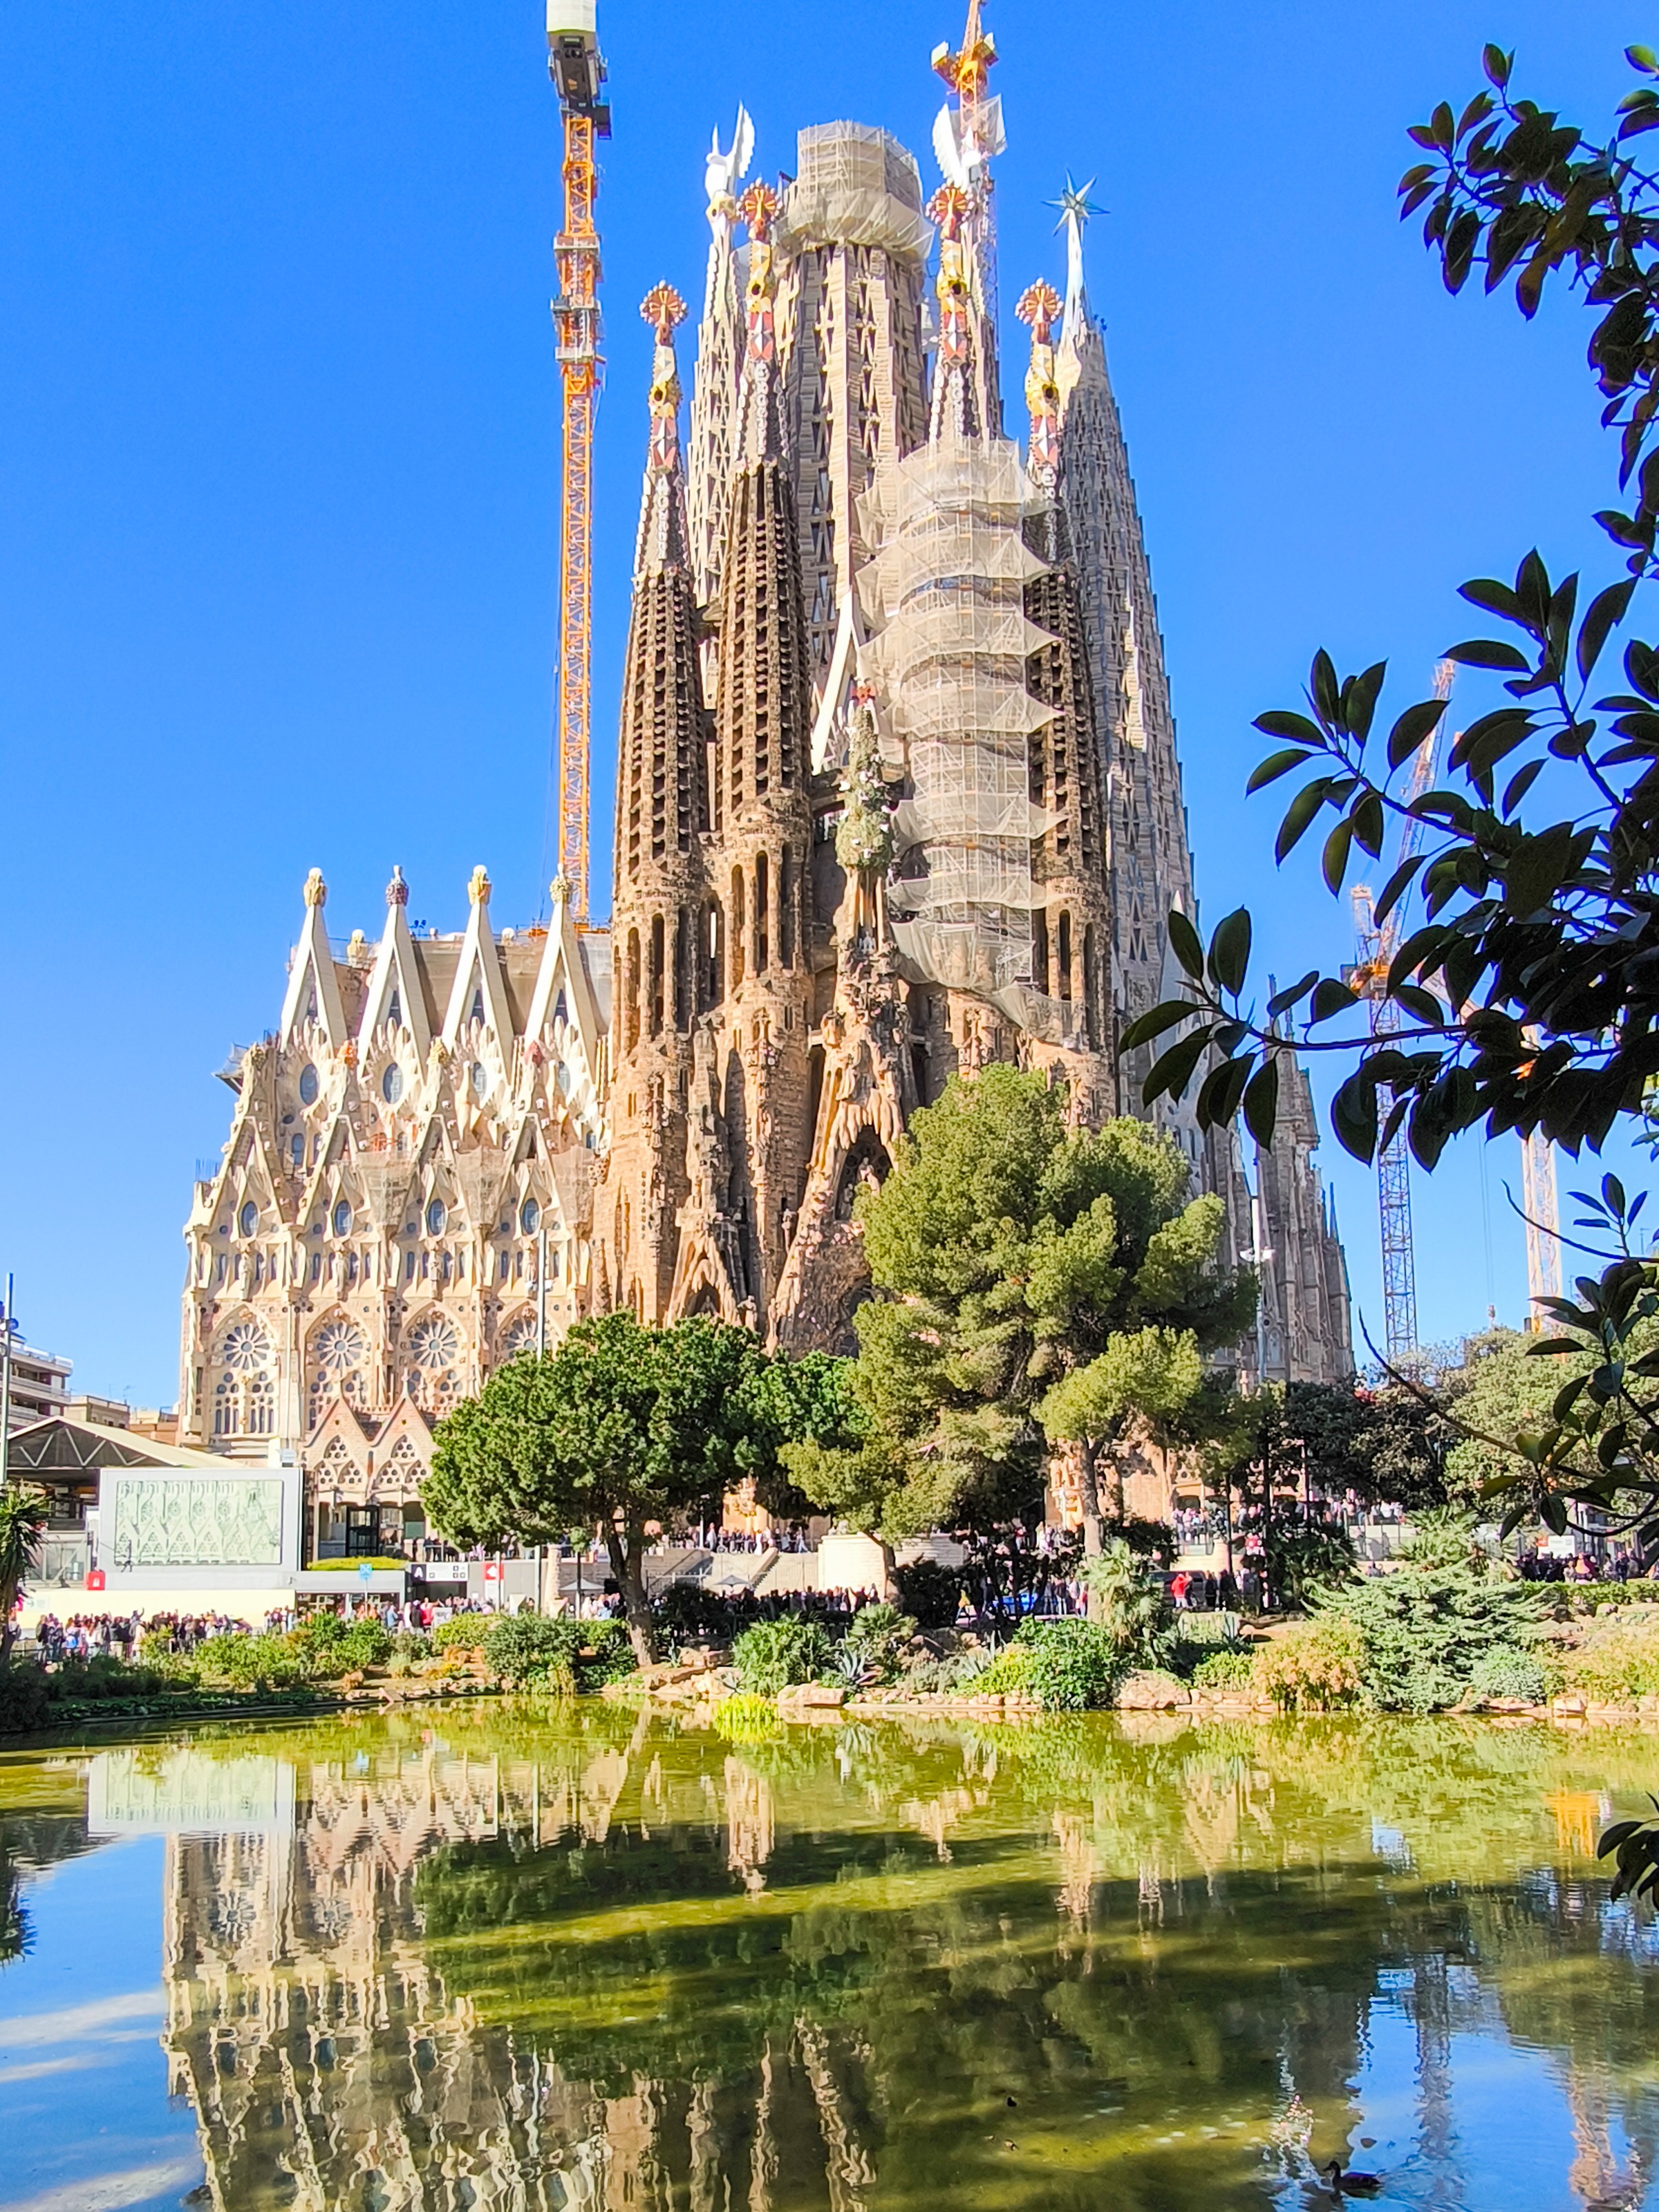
[21,1595,503,1665]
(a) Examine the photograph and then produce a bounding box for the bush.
[843,1603,916,1683]
[1013,1618,1123,1710]
[195,1634,309,1691]
[1314,1557,1547,1713]
[392,1629,433,1661]
[579,1620,637,1689]
[1468,1646,1552,1705]
[292,1615,393,1672]
[1082,1540,1175,1670]
[893,1559,962,1630]
[653,1583,740,1647]
[732,1615,833,1696]
[1191,1647,1255,1691]
[1251,1618,1365,1712]
[0,1666,51,1735]
[484,1614,581,1689]
[968,1643,1043,1699]
[1563,1607,1659,1701]
[432,1616,489,1653]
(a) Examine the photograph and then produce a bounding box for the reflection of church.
[177,6,1351,1553]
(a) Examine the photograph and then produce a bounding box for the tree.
[424,1313,838,1664]
[1286,1380,1453,1512]
[1109,42,1659,1540]
[786,1067,1255,1555]
[0,1485,46,1668]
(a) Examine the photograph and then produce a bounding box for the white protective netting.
[856,433,1058,1012]
[778,123,933,262]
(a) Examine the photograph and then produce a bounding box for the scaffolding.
[856,435,1057,1020]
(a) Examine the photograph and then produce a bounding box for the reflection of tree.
[113,1707,1659,2210]
[0,1795,97,1969]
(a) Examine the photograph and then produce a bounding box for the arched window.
[753,852,769,973]
[1058,910,1074,1002]
[1033,911,1051,997]
[649,914,665,1038]
[247,1377,275,1436]
[1083,922,1098,1048]
[212,1377,238,1437]
[625,928,641,1053]
[729,868,746,988]
[779,847,795,968]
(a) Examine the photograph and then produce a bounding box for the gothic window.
[388,988,402,1027]
[308,1319,366,1429]
[219,1321,272,1373]
[247,1376,275,1436]
[238,1200,259,1237]
[408,1316,460,1371]
[212,1378,237,1437]
[382,1064,404,1105]
[299,1063,319,1105]
[471,987,485,1027]
[426,1199,447,1235]
[290,1135,303,1170]
[332,1199,352,1237]
[501,1311,539,1360]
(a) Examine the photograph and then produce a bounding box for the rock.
[1551,1694,1587,1717]
[1116,1670,1190,1711]
[778,1683,845,1709]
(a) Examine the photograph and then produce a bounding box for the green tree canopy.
[0,1485,46,1668]
[785,1068,1255,1545]
[423,1313,851,1662]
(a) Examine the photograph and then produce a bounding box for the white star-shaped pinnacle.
[1047,174,1102,232]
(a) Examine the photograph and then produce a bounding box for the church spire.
[635,283,690,577]
[926,185,980,443]
[930,0,1004,433]
[687,104,754,608]
[734,181,785,465]
[1015,278,1063,496]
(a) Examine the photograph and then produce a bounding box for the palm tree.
[0,1485,48,1667]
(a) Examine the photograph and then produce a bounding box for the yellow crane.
[545,3,610,921]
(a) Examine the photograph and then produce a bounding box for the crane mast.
[546,3,610,922]
[1348,659,1456,1371]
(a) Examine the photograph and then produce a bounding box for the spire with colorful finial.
[927,184,979,443]
[735,180,784,462]
[635,282,691,575]
[1015,279,1063,490]
[930,0,1004,433]
[1047,173,1102,344]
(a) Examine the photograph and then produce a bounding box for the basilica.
[177,21,1351,1556]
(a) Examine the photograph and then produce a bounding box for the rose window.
[313,1320,366,1376]
[219,1321,272,1373]
[407,1317,460,1370]
[501,1312,538,1360]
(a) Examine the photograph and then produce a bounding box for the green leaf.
[1444,638,1532,671]
[1241,1058,1280,1147]
[1344,662,1387,741]
[1501,759,1545,816]
[1628,43,1659,73]
[1167,909,1205,980]
[1275,779,1334,863]
[1117,1000,1197,1053]
[1142,1027,1212,1109]
[1311,977,1360,1024]
[1386,697,1450,771]
[1372,852,1425,928]
[1331,1069,1380,1163]
[1208,908,1253,995]
[1266,970,1318,1018]
[1247,747,1316,795]
[1626,639,1659,702]
[1253,709,1324,746]
[1196,1055,1253,1131]
[1352,791,1385,858]
[1461,577,1524,621]
[1393,984,1445,1026]
[1311,650,1340,727]
[1483,42,1512,86]
[1322,816,1355,894]
[1577,579,1636,679]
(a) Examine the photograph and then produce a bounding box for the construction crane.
[1348,659,1456,1370]
[546,2,610,921]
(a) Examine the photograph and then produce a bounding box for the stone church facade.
[178,29,1351,1548]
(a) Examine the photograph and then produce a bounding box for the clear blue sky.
[0,0,1638,1403]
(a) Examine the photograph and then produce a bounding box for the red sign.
[85,1569,106,1593]
[482,1562,503,1583]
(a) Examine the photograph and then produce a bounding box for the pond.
[3,1706,1659,2211]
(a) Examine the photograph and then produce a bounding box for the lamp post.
[0,1274,15,1494]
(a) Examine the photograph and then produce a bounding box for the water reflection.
[6,1711,1659,2208]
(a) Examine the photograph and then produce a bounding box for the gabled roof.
[7,1416,222,1476]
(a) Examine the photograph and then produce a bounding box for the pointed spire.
[688,109,755,610]
[930,1,1004,433]
[927,185,979,443]
[1016,279,1063,491]
[279,869,348,1047]
[357,865,431,1056]
[441,866,514,1047]
[635,283,691,577]
[735,181,785,464]
[1049,174,1102,352]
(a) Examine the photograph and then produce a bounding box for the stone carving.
[111,1475,283,1569]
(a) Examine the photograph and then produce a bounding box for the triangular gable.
[525,879,604,1067]
[440,866,515,1049]
[304,1395,376,1465]
[279,870,349,1048]
[357,868,432,1057]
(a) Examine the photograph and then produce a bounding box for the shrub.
[484,1614,581,1689]
[1468,1646,1551,1705]
[1251,1618,1365,1712]
[654,1583,740,1647]
[893,1559,962,1630]
[733,1615,833,1696]
[1314,1557,1547,1712]
[843,1602,916,1682]
[195,1634,309,1691]
[44,1658,171,1702]
[968,1643,1043,1699]
[392,1629,433,1661]
[1564,1607,1659,1702]
[292,1614,393,1672]
[715,1693,787,1744]
[1191,1647,1255,1691]
[1013,1618,1123,1710]
[1082,1540,1175,1670]
[0,1666,51,1735]
[433,1616,489,1653]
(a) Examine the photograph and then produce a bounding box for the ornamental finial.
[303,868,326,909]
[640,283,687,343]
[736,180,780,244]
[1015,279,1061,344]
[468,864,491,908]
[386,864,409,908]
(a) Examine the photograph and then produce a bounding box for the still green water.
[4,1706,1659,2211]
